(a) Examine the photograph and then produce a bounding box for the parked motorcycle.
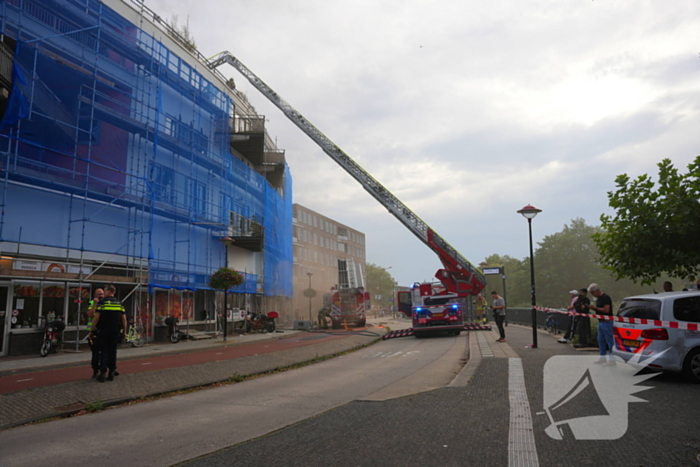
[164,316,182,343]
[242,311,278,333]
[40,317,65,357]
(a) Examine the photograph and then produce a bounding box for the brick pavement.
[0,327,387,429]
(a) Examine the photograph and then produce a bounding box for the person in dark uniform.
[86,288,104,379]
[573,288,591,348]
[88,285,127,382]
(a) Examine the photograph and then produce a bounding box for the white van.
[612,291,700,383]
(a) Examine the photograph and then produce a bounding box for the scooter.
[164,316,183,343]
[40,316,65,357]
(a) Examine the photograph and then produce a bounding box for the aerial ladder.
[208,52,486,297]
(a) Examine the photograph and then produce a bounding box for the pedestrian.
[573,288,591,348]
[88,285,127,382]
[663,281,673,292]
[558,290,580,344]
[86,288,104,379]
[587,283,615,365]
[491,291,506,342]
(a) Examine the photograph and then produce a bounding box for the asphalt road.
[0,326,467,467]
[182,327,700,467]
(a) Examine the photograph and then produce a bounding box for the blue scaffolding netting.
[0,0,293,297]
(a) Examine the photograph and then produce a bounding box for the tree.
[209,268,244,341]
[594,157,700,284]
[366,263,396,310]
[483,219,678,309]
[535,218,602,307]
[481,254,530,307]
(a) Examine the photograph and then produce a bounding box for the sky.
[148,0,700,286]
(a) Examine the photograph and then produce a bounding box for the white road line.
[141,362,152,366]
[16,378,34,382]
[508,358,539,467]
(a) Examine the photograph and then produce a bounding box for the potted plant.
[209,268,244,341]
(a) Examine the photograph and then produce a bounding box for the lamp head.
[517,204,542,220]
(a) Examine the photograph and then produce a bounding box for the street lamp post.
[306,272,313,323]
[517,204,542,349]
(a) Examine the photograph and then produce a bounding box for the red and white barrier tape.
[534,305,699,331]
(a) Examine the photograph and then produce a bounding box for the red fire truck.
[398,282,466,336]
[329,286,369,329]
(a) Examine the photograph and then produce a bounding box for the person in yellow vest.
[86,288,104,379]
[88,285,127,382]
[474,294,488,324]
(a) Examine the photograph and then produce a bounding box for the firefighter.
[474,294,488,324]
[317,307,331,329]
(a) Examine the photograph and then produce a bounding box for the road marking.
[508,358,539,467]
[477,332,494,357]
[216,352,223,355]
[16,378,33,382]
[363,351,421,358]
[141,362,152,366]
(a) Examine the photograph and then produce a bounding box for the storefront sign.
[13,260,42,271]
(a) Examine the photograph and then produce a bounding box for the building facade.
[0,0,292,355]
[292,204,366,322]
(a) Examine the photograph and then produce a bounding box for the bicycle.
[544,312,561,334]
[125,319,145,347]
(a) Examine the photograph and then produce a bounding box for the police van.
[612,291,700,383]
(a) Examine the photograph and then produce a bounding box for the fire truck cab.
[398,282,465,337]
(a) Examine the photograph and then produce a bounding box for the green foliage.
[366,263,397,309]
[595,157,700,284]
[209,268,244,291]
[228,372,245,383]
[167,14,197,52]
[85,401,105,412]
[303,288,317,298]
[484,218,679,308]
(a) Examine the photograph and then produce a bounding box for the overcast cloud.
[148,0,700,286]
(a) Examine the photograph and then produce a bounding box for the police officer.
[88,285,127,382]
[86,288,104,379]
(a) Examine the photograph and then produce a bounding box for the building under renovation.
[0,0,293,355]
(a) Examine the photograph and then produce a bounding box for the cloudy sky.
[149,0,700,286]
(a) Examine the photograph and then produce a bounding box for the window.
[187,179,207,214]
[618,299,661,320]
[152,164,175,204]
[673,296,700,323]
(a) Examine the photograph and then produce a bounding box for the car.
[612,291,700,383]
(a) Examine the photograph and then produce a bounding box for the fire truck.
[398,282,466,336]
[326,258,370,328]
[208,53,486,317]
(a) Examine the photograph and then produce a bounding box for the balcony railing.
[0,42,13,89]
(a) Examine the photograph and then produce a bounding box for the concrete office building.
[292,204,366,322]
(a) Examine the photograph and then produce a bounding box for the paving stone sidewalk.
[0,331,385,429]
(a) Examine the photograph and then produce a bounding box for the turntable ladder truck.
[207,52,486,306]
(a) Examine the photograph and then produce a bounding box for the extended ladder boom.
[208,52,485,294]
